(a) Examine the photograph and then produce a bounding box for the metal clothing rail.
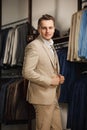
[78,0,87,10]
[1,17,28,28]
[82,0,87,3]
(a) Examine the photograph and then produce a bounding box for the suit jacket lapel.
[38,35,59,72]
[41,39,56,69]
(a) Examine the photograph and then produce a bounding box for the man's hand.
[58,74,65,84]
[51,74,65,86]
[51,75,60,86]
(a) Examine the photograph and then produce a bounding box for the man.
[22,14,65,130]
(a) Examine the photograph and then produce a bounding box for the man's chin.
[42,35,52,40]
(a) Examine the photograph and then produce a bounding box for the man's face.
[38,20,55,41]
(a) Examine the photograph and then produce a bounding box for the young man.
[22,14,65,130]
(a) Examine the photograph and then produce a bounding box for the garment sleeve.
[22,43,52,88]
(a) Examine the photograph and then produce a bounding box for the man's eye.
[49,27,53,29]
[41,27,46,29]
[41,27,53,30]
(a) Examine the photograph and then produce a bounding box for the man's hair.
[38,14,55,28]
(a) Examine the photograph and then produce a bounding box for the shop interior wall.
[2,0,77,35]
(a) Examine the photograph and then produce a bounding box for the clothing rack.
[53,35,69,43]
[0,0,35,130]
[53,36,69,51]
[1,18,28,29]
[78,0,87,10]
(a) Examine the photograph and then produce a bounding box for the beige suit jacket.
[22,35,60,105]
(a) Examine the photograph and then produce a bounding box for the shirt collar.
[40,36,54,47]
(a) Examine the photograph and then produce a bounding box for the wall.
[32,0,56,29]
[2,0,28,26]
[32,0,77,35]
[55,0,77,34]
[2,0,77,34]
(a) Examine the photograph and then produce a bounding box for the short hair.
[38,14,55,28]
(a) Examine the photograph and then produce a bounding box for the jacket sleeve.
[22,43,52,88]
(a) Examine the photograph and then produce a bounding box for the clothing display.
[0,22,35,125]
[0,78,35,124]
[0,22,29,66]
[67,73,87,130]
[67,8,87,62]
[66,8,87,130]
[0,1,87,130]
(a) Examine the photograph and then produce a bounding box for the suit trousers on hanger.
[33,103,62,130]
